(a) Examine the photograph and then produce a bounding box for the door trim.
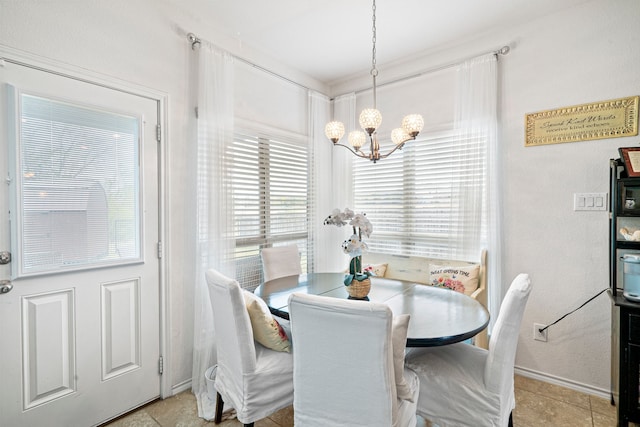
[0,44,172,399]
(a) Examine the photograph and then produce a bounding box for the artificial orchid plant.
[323,208,374,286]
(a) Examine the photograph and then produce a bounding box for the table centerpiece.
[323,208,374,299]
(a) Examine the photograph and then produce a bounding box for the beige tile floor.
[104,375,618,427]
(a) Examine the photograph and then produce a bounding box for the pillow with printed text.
[429,264,480,296]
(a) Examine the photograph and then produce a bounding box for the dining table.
[254,272,490,347]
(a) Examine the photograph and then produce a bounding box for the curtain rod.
[187,32,510,99]
[186,33,313,92]
[344,45,510,98]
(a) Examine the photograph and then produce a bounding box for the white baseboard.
[170,379,192,396]
[172,368,612,403]
[515,365,612,401]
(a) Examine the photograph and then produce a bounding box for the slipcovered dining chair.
[205,268,294,427]
[404,273,532,427]
[288,293,419,427]
[260,244,302,282]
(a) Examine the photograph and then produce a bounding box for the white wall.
[500,0,638,394]
[2,0,639,396]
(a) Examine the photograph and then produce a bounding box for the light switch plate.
[574,193,608,211]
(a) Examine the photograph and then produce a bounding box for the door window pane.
[16,94,140,275]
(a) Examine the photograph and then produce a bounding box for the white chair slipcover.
[260,245,302,282]
[205,269,294,426]
[404,273,532,427]
[288,292,419,427]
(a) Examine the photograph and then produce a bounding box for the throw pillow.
[392,314,414,402]
[366,263,388,278]
[348,263,388,277]
[242,290,291,352]
[429,264,480,296]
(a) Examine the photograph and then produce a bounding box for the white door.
[0,61,161,426]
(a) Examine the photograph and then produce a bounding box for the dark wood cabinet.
[613,302,640,425]
[610,158,640,426]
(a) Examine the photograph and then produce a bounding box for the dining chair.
[288,292,419,427]
[404,273,532,427]
[260,244,302,282]
[205,268,294,427]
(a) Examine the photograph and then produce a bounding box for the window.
[353,129,487,261]
[14,93,140,275]
[227,132,311,288]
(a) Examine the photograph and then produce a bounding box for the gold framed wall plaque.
[525,96,639,147]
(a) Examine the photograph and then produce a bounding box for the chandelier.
[325,0,424,163]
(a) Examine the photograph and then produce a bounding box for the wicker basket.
[346,277,371,299]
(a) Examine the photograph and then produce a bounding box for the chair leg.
[215,391,253,427]
[508,411,513,427]
[214,392,224,424]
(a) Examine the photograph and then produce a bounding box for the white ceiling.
[193,0,593,84]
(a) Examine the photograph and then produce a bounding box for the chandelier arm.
[333,143,369,159]
[377,137,416,159]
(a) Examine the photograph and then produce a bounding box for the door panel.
[102,277,141,380]
[0,61,161,427]
[22,288,76,409]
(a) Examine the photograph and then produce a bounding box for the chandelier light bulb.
[348,130,367,150]
[391,128,411,145]
[359,108,382,135]
[401,114,425,137]
[325,121,345,143]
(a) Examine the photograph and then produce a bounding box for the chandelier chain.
[371,0,378,107]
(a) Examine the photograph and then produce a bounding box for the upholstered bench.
[362,249,488,349]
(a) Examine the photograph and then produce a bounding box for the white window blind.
[227,132,311,289]
[354,130,487,261]
[16,94,140,275]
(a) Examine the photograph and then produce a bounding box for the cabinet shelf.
[610,157,640,426]
[615,241,640,250]
[611,292,640,309]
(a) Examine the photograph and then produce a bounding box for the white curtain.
[320,93,357,272]
[190,42,236,420]
[309,91,334,272]
[454,53,502,326]
[331,93,356,210]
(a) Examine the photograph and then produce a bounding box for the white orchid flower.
[324,208,347,226]
[350,213,373,237]
[343,208,355,220]
[341,234,362,257]
[326,209,372,262]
